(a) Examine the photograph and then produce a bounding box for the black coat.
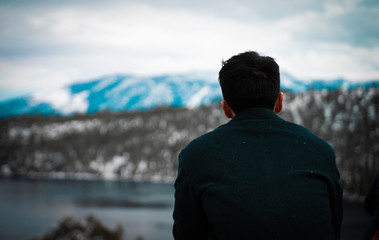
[173,108,343,240]
[364,174,379,240]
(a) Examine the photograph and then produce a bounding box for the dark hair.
[218,51,280,113]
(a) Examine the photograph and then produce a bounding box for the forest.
[1,85,378,200]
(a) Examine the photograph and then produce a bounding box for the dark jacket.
[173,108,343,240]
[364,174,379,240]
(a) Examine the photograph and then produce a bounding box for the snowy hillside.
[1,86,378,199]
[0,74,221,118]
[0,73,378,119]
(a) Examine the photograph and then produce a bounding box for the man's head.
[218,51,282,118]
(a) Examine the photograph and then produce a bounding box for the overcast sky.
[0,0,378,100]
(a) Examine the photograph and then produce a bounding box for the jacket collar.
[231,107,283,122]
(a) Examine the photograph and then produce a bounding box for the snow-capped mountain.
[0,73,377,118]
[0,73,221,118]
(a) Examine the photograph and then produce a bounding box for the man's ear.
[221,100,235,119]
[274,92,283,114]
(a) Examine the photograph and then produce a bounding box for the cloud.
[277,44,379,80]
[0,0,378,100]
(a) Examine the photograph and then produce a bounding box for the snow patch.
[187,86,211,108]
[107,77,142,95]
[143,82,174,107]
[1,165,11,177]
[281,74,306,92]
[92,76,120,92]
[90,155,129,180]
[31,88,89,114]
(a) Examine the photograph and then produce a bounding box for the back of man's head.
[218,51,280,113]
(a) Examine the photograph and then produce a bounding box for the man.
[364,174,379,240]
[172,51,343,240]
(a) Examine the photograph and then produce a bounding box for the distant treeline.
[1,86,378,200]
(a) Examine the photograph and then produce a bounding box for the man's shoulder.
[181,123,229,154]
[282,120,336,158]
[183,117,333,153]
[288,121,334,145]
[179,117,335,169]
[178,123,232,170]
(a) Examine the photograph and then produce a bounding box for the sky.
[0,0,379,101]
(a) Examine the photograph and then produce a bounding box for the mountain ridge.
[0,73,378,119]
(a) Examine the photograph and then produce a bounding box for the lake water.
[0,179,175,240]
[0,179,372,240]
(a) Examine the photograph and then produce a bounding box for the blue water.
[0,179,175,240]
[0,179,371,240]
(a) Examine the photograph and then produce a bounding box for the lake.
[0,179,174,240]
[0,178,372,240]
